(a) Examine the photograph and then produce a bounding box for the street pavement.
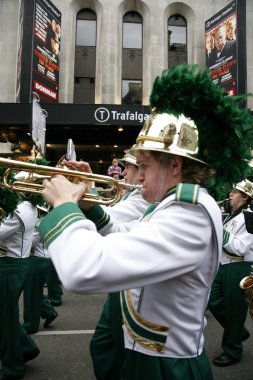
[17,290,253,380]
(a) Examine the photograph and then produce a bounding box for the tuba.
[239,266,253,320]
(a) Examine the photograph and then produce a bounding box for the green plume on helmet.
[149,64,253,199]
[0,168,20,220]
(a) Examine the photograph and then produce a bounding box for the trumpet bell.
[240,275,253,289]
[240,273,253,321]
[0,157,122,206]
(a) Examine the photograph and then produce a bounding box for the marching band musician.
[0,171,40,379]
[22,221,58,335]
[208,180,253,367]
[37,65,253,380]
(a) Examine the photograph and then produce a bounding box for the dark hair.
[181,157,215,185]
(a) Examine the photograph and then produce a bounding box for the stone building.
[0,0,252,169]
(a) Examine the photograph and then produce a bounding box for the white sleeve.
[48,202,214,294]
[105,191,149,223]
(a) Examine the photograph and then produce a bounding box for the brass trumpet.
[0,157,122,206]
[217,198,229,205]
[117,180,143,192]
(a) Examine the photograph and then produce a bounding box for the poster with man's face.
[205,1,237,96]
[32,0,61,103]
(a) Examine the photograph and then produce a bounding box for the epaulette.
[175,183,200,204]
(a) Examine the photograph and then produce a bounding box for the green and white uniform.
[208,205,253,361]
[0,201,38,379]
[38,185,223,380]
[23,226,58,334]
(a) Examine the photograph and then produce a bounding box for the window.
[168,15,187,68]
[122,12,143,104]
[74,9,96,103]
[76,20,96,47]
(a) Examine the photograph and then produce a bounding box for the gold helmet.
[119,151,138,167]
[134,108,205,164]
[235,180,253,198]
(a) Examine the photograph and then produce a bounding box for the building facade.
[0,0,252,168]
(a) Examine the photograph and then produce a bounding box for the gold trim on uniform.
[222,250,244,261]
[122,313,166,353]
[125,290,169,333]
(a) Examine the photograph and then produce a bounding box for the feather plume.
[149,64,253,198]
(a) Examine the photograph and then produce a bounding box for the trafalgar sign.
[94,106,149,124]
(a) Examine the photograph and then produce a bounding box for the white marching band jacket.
[222,209,253,264]
[38,184,223,358]
[0,201,37,258]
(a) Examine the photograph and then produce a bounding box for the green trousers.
[90,292,213,380]
[208,261,252,360]
[122,349,213,380]
[90,292,125,380]
[46,262,63,306]
[0,257,38,378]
[23,256,57,334]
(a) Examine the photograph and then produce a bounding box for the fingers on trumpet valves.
[62,160,92,174]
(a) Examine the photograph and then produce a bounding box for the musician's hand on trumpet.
[42,175,88,209]
[57,160,97,211]
[59,159,92,175]
[0,157,122,206]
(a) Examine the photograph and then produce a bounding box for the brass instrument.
[0,157,122,206]
[217,198,230,221]
[217,198,229,205]
[97,181,142,192]
[96,181,142,202]
[240,266,253,320]
[117,180,143,192]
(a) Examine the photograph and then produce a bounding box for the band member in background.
[208,180,253,367]
[0,186,40,379]
[22,223,58,335]
[38,64,253,380]
[87,151,149,380]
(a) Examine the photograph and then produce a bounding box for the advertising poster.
[32,0,61,103]
[205,1,238,96]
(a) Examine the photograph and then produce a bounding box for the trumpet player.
[37,64,234,380]
[208,180,253,367]
[86,151,149,380]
